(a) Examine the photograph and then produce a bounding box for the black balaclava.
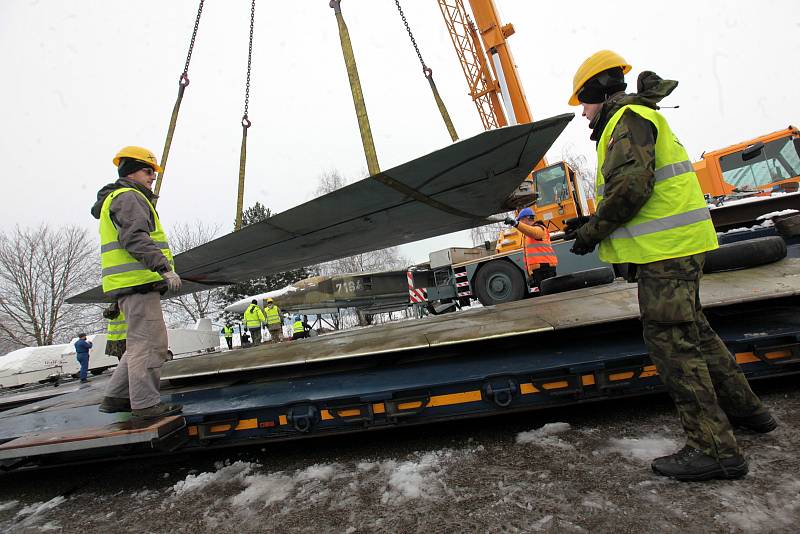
[117,157,153,178]
[578,67,627,104]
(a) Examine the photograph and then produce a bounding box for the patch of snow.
[714,479,800,533]
[172,461,254,496]
[230,472,296,508]
[37,521,61,531]
[296,463,338,482]
[603,436,678,462]
[0,500,19,512]
[516,422,573,449]
[380,451,445,504]
[756,208,798,220]
[15,497,66,518]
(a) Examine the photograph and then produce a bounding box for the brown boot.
[131,402,183,419]
[98,397,132,413]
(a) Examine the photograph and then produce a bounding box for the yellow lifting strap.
[153,0,205,204]
[235,0,256,232]
[394,0,458,142]
[329,0,380,177]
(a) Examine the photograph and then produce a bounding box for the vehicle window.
[720,136,800,188]
[534,165,568,206]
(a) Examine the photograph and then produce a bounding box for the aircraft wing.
[68,114,573,304]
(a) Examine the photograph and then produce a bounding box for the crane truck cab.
[694,126,800,197]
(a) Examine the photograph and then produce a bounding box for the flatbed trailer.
[1,259,798,472]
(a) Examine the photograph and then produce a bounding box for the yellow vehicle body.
[694,126,800,197]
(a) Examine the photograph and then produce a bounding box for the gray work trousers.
[249,327,262,345]
[267,324,283,343]
[105,291,168,410]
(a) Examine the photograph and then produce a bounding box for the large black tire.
[473,260,526,306]
[703,236,787,274]
[539,267,615,296]
[90,368,105,376]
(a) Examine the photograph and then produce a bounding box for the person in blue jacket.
[74,333,93,383]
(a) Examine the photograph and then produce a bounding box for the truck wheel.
[90,368,105,376]
[473,260,526,306]
[704,236,787,273]
[539,267,615,296]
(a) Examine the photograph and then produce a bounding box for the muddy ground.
[0,376,798,534]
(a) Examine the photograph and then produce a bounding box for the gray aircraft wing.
[68,114,573,304]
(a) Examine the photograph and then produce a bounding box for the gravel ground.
[0,377,798,534]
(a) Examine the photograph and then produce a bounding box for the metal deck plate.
[162,258,800,380]
[0,415,183,459]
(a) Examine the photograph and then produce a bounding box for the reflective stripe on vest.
[292,321,305,334]
[265,306,281,325]
[99,188,174,293]
[524,232,558,271]
[243,305,265,328]
[106,310,127,341]
[595,105,718,264]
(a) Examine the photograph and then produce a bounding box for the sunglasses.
[142,167,155,176]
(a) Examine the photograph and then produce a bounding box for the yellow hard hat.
[266,298,274,303]
[112,146,163,173]
[568,50,632,106]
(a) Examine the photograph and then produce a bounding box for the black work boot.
[651,446,748,482]
[131,402,183,420]
[98,396,132,413]
[728,412,778,433]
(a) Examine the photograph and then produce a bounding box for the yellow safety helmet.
[568,50,632,106]
[112,146,163,173]
[266,298,274,304]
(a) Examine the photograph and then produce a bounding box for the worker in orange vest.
[504,207,558,290]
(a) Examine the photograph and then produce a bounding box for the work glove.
[503,216,519,227]
[569,231,597,256]
[162,270,182,292]
[563,215,592,234]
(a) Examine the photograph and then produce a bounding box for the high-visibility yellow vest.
[264,305,281,325]
[292,320,305,334]
[524,231,558,274]
[243,304,265,328]
[99,188,174,293]
[106,309,127,342]
[595,105,718,264]
[222,326,234,337]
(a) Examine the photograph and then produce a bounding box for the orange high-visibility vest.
[524,231,558,274]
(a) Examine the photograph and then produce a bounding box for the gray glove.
[162,270,182,292]
[503,216,519,227]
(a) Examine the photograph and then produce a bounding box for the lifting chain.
[235,0,256,231]
[393,0,459,141]
[154,0,205,202]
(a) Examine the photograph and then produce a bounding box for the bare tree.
[314,169,410,276]
[164,220,222,326]
[0,225,100,348]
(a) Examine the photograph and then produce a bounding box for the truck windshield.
[719,135,800,189]
[533,164,568,206]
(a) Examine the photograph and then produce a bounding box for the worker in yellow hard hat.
[564,51,774,482]
[263,297,284,343]
[92,145,182,419]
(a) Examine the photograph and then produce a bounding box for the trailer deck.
[1,259,798,471]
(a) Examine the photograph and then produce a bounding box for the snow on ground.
[602,435,679,462]
[1,383,799,533]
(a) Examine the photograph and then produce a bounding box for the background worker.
[565,51,775,482]
[74,333,93,383]
[504,207,558,290]
[291,314,308,340]
[243,299,266,345]
[92,146,183,419]
[263,298,283,343]
[103,302,127,360]
[221,323,234,350]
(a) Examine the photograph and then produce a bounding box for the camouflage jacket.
[577,72,680,246]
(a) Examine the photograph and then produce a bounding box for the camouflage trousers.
[637,253,766,459]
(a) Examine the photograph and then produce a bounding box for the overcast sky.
[1,0,797,264]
